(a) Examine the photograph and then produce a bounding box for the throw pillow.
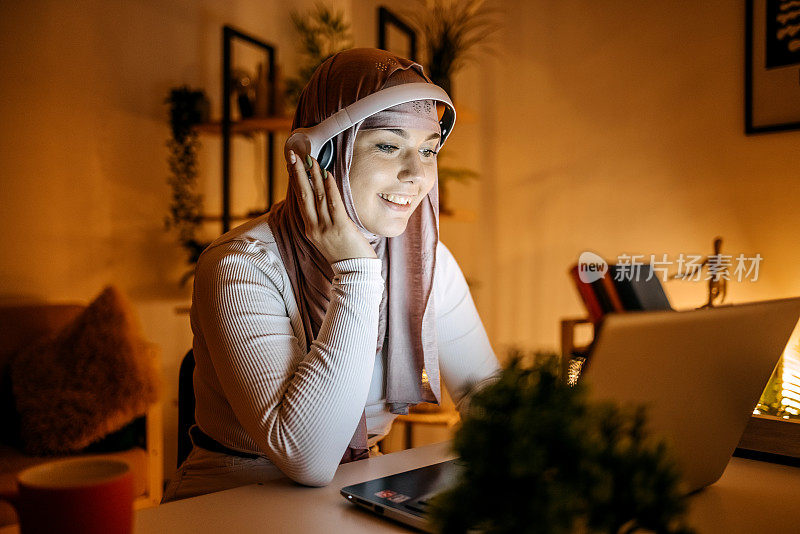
[10,286,160,455]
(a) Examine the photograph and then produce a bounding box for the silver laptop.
[341,297,800,531]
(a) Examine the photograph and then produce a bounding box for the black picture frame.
[377,7,417,61]
[745,0,800,134]
[221,26,277,232]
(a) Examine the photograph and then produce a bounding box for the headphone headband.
[284,82,456,171]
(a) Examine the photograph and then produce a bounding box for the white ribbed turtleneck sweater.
[190,214,500,486]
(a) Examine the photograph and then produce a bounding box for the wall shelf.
[215,25,281,233]
[197,116,292,135]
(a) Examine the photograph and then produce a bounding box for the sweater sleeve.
[434,241,502,416]
[193,239,384,487]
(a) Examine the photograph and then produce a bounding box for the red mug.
[0,457,134,534]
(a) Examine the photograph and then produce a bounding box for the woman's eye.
[376,144,438,158]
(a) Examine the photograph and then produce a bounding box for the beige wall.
[2,0,799,477]
[466,1,800,354]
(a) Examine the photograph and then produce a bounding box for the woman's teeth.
[378,193,413,205]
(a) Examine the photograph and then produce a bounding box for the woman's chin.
[369,220,409,238]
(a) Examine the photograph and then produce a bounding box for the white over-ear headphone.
[284,82,456,172]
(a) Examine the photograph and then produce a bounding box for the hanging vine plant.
[164,85,210,285]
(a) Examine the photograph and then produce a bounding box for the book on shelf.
[609,264,672,312]
[568,265,604,324]
[569,262,672,325]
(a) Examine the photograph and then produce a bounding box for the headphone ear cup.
[317,139,336,172]
[284,131,311,163]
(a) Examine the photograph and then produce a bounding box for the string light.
[780,343,800,416]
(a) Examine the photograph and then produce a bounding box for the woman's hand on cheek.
[287,150,377,264]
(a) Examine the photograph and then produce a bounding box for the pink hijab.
[267,48,444,463]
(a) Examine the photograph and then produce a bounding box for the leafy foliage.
[428,350,695,534]
[284,2,353,111]
[394,1,501,214]
[398,0,503,92]
[435,151,479,215]
[164,86,209,283]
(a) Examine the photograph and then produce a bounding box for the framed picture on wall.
[377,7,417,61]
[745,0,800,134]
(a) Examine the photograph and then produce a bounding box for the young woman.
[162,48,500,502]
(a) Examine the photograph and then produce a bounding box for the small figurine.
[672,236,727,309]
[701,237,727,309]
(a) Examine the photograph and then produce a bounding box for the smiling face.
[349,127,440,237]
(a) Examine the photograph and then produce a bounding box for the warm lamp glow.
[755,318,800,419]
[780,343,800,416]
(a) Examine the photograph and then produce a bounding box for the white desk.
[136,442,455,534]
[3,442,798,533]
[136,442,800,533]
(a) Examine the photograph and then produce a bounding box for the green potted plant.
[428,350,695,534]
[396,0,501,215]
[284,2,354,112]
[164,86,210,285]
[399,0,502,98]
